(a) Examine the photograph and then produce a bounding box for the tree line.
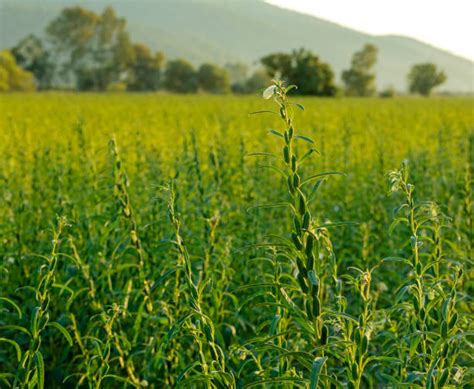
[1,5,447,96]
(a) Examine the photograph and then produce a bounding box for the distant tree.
[164,59,197,93]
[342,44,378,96]
[128,44,164,91]
[260,48,337,96]
[11,35,55,89]
[0,50,36,92]
[379,85,396,98]
[197,63,230,93]
[407,63,446,96]
[260,52,292,79]
[46,6,134,90]
[46,6,98,85]
[225,62,249,92]
[242,69,271,93]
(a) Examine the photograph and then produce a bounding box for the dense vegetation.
[0,90,472,387]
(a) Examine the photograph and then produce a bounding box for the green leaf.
[244,377,306,388]
[310,356,328,389]
[268,129,285,138]
[301,172,345,186]
[314,221,358,230]
[249,110,277,115]
[258,164,287,178]
[0,325,31,337]
[151,268,177,292]
[35,351,45,389]
[382,257,412,267]
[308,270,318,286]
[388,217,409,234]
[364,356,400,369]
[0,297,22,318]
[309,179,325,201]
[0,338,22,361]
[103,375,136,386]
[247,202,293,213]
[295,134,315,144]
[245,152,279,158]
[47,322,73,346]
[426,358,440,389]
[299,148,319,163]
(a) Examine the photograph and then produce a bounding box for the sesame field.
[0,90,473,388]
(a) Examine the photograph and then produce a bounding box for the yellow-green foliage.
[0,50,36,92]
[0,93,472,388]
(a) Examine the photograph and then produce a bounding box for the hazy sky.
[267,0,474,61]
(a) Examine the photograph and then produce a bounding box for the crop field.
[0,89,473,388]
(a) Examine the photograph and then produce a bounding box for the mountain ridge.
[1,0,472,92]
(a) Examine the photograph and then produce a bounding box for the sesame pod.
[204,324,213,342]
[312,297,321,317]
[361,335,368,354]
[355,349,361,361]
[294,217,301,235]
[442,298,451,321]
[355,331,361,345]
[287,176,294,193]
[293,173,300,188]
[438,369,449,387]
[416,262,422,275]
[351,363,358,379]
[283,145,290,163]
[413,296,420,312]
[123,206,131,217]
[292,232,303,250]
[130,230,138,245]
[299,194,306,215]
[441,320,448,338]
[298,273,309,293]
[305,299,313,320]
[146,299,153,313]
[321,325,328,345]
[302,211,310,229]
[291,155,297,171]
[279,107,286,119]
[311,281,319,299]
[306,234,314,257]
[420,307,426,321]
[288,126,294,139]
[306,253,314,271]
[296,257,307,277]
[190,285,199,301]
[284,131,289,144]
[449,312,458,329]
[441,343,450,358]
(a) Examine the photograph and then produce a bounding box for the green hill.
[1,0,473,92]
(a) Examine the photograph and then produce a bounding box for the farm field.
[0,91,473,387]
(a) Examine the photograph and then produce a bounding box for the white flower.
[262,85,276,99]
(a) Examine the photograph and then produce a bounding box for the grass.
[0,90,472,388]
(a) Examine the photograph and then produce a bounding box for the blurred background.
[1,0,473,95]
